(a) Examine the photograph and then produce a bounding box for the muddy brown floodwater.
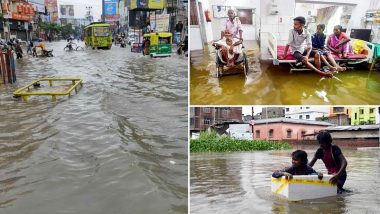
[190,148,380,214]
[0,41,188,213]
[190,45,380,105]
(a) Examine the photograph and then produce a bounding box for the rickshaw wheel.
[243,53,249,79]
[216,66,223,78]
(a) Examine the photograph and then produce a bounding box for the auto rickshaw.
[143,32,172,57]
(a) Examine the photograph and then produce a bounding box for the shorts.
[316,49,330,56]
[292,50,317,63]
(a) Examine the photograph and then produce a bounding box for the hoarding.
[29,0,45,13]
[130,0,165,10]
[45,0,59,22]
[150,14,170,32]
[60,5,74,19]
[104,0,119,23]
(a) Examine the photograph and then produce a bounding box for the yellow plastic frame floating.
[13,78,83,102]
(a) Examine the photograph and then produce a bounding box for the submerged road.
[0,41,188,213]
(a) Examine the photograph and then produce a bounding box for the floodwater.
[190,45,380,105]
[0,41,188,213]
[190,149,380,214]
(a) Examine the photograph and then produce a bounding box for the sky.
[242,107,262,116]
[57,0,103,20]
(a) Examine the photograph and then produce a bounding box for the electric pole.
[102,0,105,22]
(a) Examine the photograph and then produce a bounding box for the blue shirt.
[312,33,326,49]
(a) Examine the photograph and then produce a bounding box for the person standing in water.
[309,131,348,194]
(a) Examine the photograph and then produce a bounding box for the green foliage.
[39,22,61,34]
[319,115,329,121]
[190,131,292,153]
[359,120,375,125]
[60,23,76,38]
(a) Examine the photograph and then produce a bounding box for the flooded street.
[0,41,188,213]
[190,149,380,214]
[190,48,380,105]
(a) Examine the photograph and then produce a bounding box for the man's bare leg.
[303,58,332,77]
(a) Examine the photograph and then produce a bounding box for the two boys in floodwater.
[272,131,348,193]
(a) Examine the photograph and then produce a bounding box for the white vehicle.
[127,32,140,45]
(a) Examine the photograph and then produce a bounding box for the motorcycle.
[14,41,23,59]
[120,39,126,48]
[5,39,23,59]
[33,47,53,57]
[176,35,188,56]
[64,42,75,51]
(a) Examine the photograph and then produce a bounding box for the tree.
[60,23,75,39]
[319,115,329,121]
[39,22,62,39]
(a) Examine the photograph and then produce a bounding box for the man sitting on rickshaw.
[212,9,244,67]
[221,9,243,41]
[213,32,243,67]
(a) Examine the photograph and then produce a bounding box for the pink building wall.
[251,123,330,141]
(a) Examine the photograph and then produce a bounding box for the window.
[286,108,289,112]
[203,117,211,125]
[333,107,344,113]
[300,107,303,109]
[190,0,199,25]
[203,107,211,113]
[190,118,194,125]
[237,9,254,25]
[299,115,303,119]
[287,129,292,138]
[222,108,229,116]
[306,115,310,119]
[355,113,357,120]
[268,129,274,138]
[255,130,260,138]
[306,107,310,109]
[93,27,110,37]
[360,109,364,114]
[370,108,374,114]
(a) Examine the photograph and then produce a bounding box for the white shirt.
[287,28,312,54]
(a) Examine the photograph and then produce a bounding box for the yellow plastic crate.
[13,78,83,101]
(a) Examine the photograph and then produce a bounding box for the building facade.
[260,107,285,119]
[1,0,35,40]
[251,118,333,141]
[285,106,330,121]
[351,107,377,125]
[314,106,352,126]
[190,107,242,132]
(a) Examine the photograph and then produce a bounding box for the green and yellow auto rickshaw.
[84,22,112,49]
[143,32,172,57]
